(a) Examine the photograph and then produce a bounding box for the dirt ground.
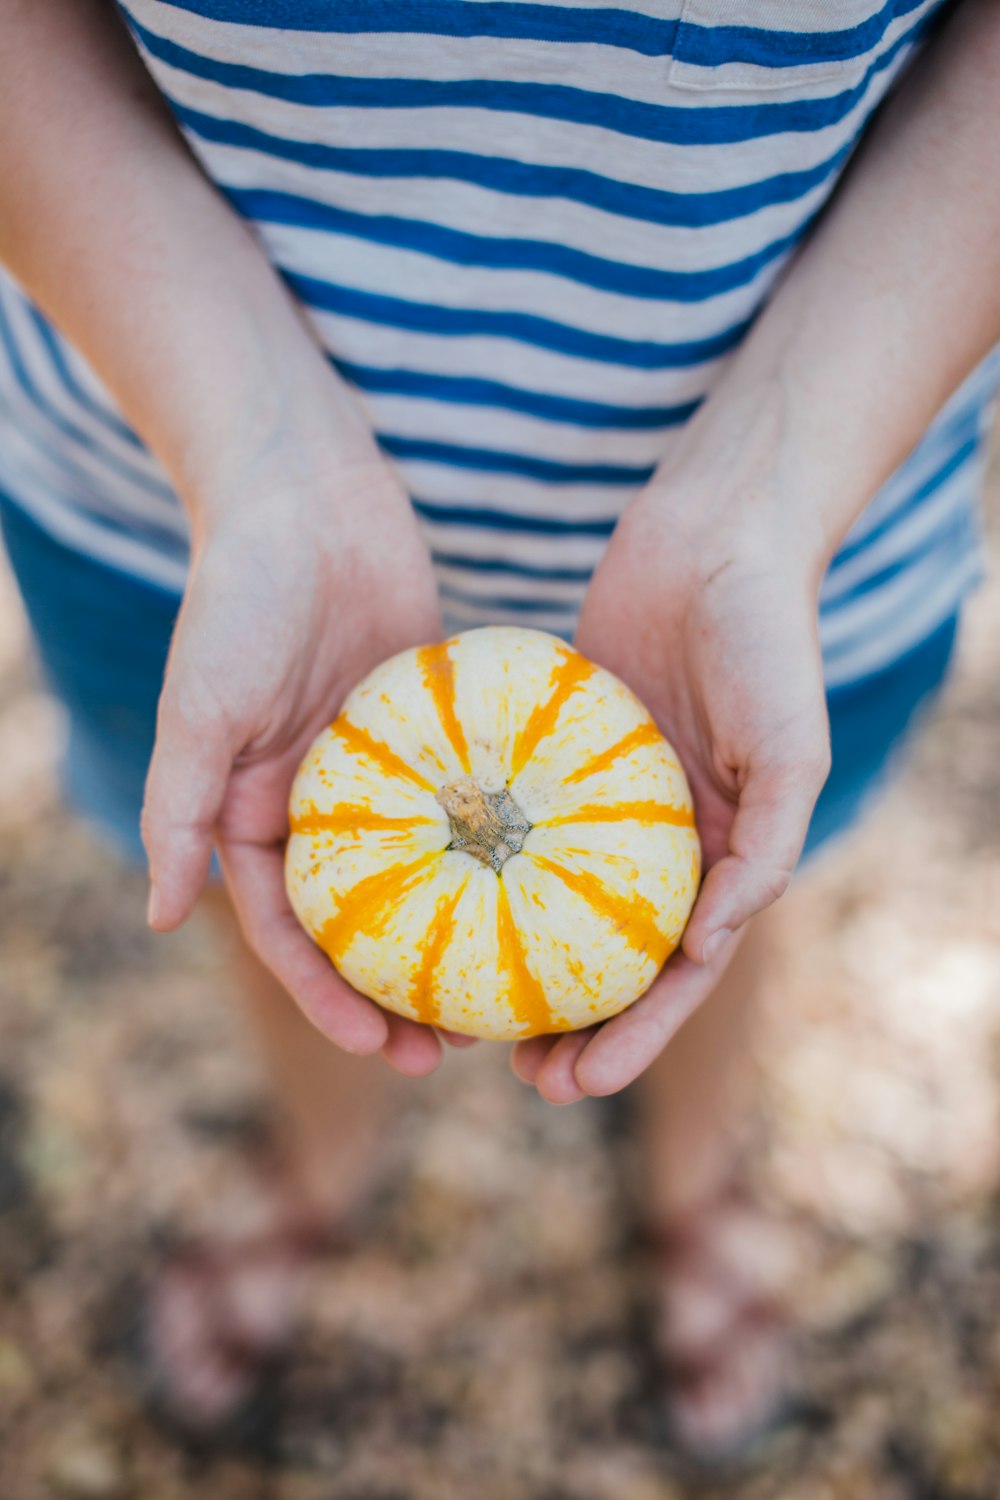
[1,479,999,1500]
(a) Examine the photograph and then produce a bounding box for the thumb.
[683,724,831,963]
[141,670,236,931]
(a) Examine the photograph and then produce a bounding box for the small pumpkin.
[285,626,700,1041]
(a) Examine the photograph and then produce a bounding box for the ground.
[0,481,998,1500]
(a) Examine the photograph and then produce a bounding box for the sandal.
[126,1136,353,1446]
[640,1173,807,1467]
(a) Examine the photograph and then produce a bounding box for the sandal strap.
[162,1212,350,1273]
[145,1208,348,1387]
[660,1293,789,1390]
[636,1170,761,1261]
[151,1122,357,1269]
[637,1172,797,1387]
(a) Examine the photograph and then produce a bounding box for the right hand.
[140,431,448,1077]
[512,469,830,1103]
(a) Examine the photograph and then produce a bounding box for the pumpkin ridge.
[318,852,438,964]
[290,804,435,837]
[562,721,663,786]
[509,650,595,778]
[540,799,695,830]
[496,882,554,1035]
[528,853,672,969]
[410,882,467,1026]
[288,627,701,1039]
[417,642,472,774]
[331,717,436,792]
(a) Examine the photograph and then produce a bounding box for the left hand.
[510,0,1000,1104]
[142,438,450,1079]
[511,468,832,1102]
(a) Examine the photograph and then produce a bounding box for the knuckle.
[806,736,833,785]
[158,662,239,748]
[139,801,215,861]
[141,801,202,836]
[139,798,164,850]
[763,706,831,784]
[757,861,796,907]
[777,730,831,789]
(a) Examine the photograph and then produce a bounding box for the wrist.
[643,364,864,593]
[161,313,379,541]
[187,447,414,576]
[151,281,389,552]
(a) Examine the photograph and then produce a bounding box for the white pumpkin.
[285,626,700,1041]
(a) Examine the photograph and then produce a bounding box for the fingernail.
[147,884,161,928]
[702,928,733,964]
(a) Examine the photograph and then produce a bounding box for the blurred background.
[0,460,998,1500]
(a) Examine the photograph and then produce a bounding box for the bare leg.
[145,887,398,1430]
[636,905,803,1460]
[205,886,398,1222]
[638,914,766,1221]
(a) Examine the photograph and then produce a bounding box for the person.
[1,0,999,1462]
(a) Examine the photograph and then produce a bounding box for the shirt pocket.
[665,0,893,96]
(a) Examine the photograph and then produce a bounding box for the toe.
[667,1319,790,1463]
[146,1262,259,1429]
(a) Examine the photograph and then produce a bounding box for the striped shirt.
[0,0,996,688]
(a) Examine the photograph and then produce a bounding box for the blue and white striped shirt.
[0,0,996,688]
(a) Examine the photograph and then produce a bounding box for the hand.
[512,470,831,1102]
[140,432,452,1077]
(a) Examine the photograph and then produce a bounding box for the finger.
[683,734,830,964]
[437,1028,479,1049]
[573,943,740,1097]
[142,682,236,932]
[381,1014,444,1077]
[510,1034,559,1085]
[533,1028,596,1105]
[218,836,389,1056]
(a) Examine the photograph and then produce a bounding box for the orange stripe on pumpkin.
[529,854,672,969]
[409,882,467,1026]
[509,650,594,778]
[562,721,663,786]
[318,852,437,964]
[496,883,553,1035]
[290,805,435,837]
[541,800,694,830]
[417,642,471,773]
[331,717,435,792]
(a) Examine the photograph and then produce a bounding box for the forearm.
[0,0,374,533]
[660,0,1000,579]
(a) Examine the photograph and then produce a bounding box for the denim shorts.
[1,495,959,870]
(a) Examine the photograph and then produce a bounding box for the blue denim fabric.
[1,494,959,870]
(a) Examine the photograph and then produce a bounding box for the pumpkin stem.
[436,776,532,875]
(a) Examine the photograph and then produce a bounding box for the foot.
[643,1174,806,1465]
[138,1135,355,1437]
